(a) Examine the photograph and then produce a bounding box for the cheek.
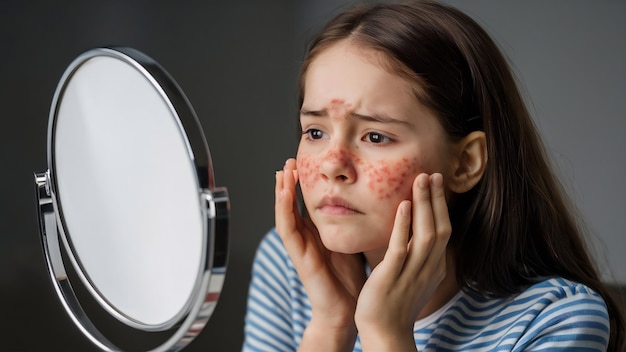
[296,153,320,191]
[364,157,421,200]
[297,152,426,200]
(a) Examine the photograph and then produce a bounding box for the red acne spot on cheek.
[296,155,320,190]
[323,149,361,165]
[298,149,360,189]
[366,158,418,200]
[325,149,343,161]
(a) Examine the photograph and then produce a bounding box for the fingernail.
[418,174,429,189]
[431,173,443,187]
[401,201,411,215]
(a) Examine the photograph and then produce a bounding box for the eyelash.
[302,129,392,145]
[302,128,326,140]
[364,132,391,144]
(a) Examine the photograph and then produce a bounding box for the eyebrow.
[300,108,411,126]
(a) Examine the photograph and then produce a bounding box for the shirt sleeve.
[243,229,297,352]
[514,282,610,351]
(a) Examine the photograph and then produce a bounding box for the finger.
[429,173,451,246]
[275,168,284,208]
[419,173,451,277]
[285,158,298,182]
[275,168,304,254]
[285,158,297,169]
[379,200,412,278]
[406,174,436,270]
[283,159,303,228]
[283,159,297,195]
[274,170,291,232]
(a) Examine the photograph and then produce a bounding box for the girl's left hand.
[354,173,452,351]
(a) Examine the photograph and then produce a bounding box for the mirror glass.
[54,55,203,327]
[35,47,229,351]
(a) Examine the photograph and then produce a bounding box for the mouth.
[317,195,362,215]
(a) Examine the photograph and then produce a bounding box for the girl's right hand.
[275,158,366,351]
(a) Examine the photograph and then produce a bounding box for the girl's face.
[297,40,455,258]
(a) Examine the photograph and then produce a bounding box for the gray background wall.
[0,1,623,351]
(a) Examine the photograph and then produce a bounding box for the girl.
[244,1,625,351]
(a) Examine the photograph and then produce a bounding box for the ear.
[448,131,487,193]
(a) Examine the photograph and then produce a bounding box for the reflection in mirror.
[35,47,229,351]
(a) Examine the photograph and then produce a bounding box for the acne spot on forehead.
[328,98,353,119]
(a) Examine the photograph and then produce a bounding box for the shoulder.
[244,228,306,352]
[427,278,610,351]
[252,228,293,270]
[249,228,300,289]
[505,277,610,350]
[514,277,608,317]
[523,277,606,299]
[456,277,609,315]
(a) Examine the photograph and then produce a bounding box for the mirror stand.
[36,170,229,351]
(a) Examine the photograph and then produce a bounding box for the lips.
[317,195,362,215]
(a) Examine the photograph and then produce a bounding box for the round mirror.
[34,47,229,351]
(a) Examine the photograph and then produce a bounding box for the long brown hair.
[298,1,625,349]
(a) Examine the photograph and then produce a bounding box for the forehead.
[306,41,403,85]
[303,41,417,110]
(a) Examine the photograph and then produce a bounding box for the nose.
[319,143,357,183]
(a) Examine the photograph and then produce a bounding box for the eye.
[303,128,326,140]
[365,132,391,144]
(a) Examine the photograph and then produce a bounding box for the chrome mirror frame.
[34,47,229,351]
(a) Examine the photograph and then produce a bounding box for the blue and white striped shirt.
[243,229,610,351]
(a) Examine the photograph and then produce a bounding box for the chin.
[317,224,383,254]
[321,239,362,254]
